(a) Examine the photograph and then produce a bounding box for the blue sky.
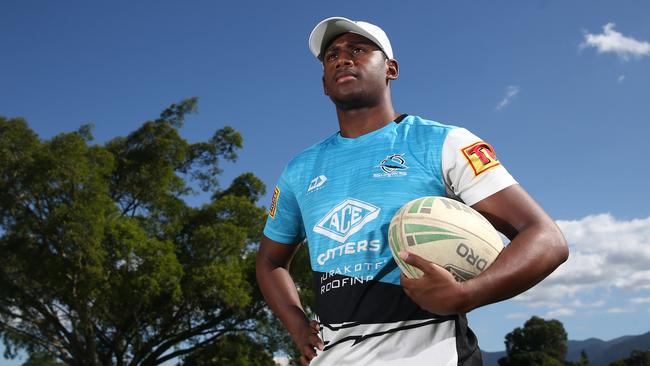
[1,0,649,362]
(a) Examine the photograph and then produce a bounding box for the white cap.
[308,17,394,60]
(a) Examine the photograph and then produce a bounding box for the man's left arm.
[400,184,568,315]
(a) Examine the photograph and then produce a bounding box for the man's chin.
[329,92,372,110]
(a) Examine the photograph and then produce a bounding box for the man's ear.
[386,59,399,81]
[322,75,329,95]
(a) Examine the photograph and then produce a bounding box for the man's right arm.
[256,234,323,365]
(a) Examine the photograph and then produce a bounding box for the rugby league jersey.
[263,114,516,365]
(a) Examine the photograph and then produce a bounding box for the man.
[256,17,568,366]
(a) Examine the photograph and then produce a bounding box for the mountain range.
[482,330,650,366]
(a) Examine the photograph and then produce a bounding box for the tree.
[0,98,294,365]
[21,352,67,366]
[499,352,565,366]
[567,350,589,366]
[498,316,569,366]
[180,333,275,366]
[610,350,650,366]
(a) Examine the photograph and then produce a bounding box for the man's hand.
[399,251,469,315]
[293,319,324,366]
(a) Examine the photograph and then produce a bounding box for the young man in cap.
[256,17,568,366]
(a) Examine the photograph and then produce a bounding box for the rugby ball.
[388,196,504,280]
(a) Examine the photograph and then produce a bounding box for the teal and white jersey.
[264,115,516,365]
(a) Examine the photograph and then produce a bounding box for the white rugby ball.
[388,196,504,280]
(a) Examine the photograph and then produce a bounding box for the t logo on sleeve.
[461,141,501,176]
[269,186,280,219]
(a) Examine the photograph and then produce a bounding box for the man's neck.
[336,103,399,138]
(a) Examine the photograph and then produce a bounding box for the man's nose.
[335,53,354,68]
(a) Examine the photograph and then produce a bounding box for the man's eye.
[326,53,337,61]
[353,48,364,54]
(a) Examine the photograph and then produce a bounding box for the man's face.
[321,33,397,110]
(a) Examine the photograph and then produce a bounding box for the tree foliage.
[499,316,569,366]
[0,98,297,365]
[568,350,589,366]
[21,352,67,366]
[610,350,650,366]
[180,333,275,366]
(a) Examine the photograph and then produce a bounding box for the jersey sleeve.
[442,128,517,206]
[262,168,305,245]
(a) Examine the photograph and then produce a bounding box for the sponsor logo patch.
[461,141,501,176]
[373,153,408,178]
[269,186,280,219]
[308,175,328,193]
[313,199,380,242]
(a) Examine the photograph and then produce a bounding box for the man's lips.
[334,71,357,83]
[336,75,356,83]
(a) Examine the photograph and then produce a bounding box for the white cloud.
[545,308,575,318]
[514,214,650,314]
[607,307,632,314]
[581,23,650,61]
[571,299,605,308]
[618,75,626,83]
[506,312,529,320]
[496,86,519,110]
[614,270,650,290]
[630,297,650,305]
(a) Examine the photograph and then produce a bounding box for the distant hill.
[482,331,650,366]
[481,349,506,365]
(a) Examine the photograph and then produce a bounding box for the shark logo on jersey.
[307,175,328,193]
[313,199,380,243]
[373,153,408,178]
